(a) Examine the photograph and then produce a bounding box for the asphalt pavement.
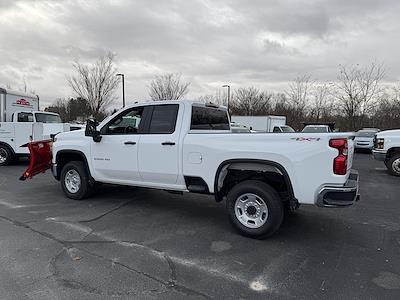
[0,153,399,299]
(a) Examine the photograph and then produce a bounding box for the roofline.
[123,100,227,110]
[0,87,38,99]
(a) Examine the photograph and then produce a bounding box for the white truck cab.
[372,129,400,176]
[22,101,360,239]
[0,88,69,165]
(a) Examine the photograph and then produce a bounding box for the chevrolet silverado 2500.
[22,101,359,238]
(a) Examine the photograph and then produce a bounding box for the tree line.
[46,53,399,131]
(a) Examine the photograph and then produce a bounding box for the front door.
[91,106,145,183]
[138,104,180,185]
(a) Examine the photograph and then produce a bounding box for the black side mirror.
[85,118,102,142]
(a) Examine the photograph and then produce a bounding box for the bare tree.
[67,52,119,119]
[285,75,313,128]
[230,87,272,115]
[310,82,333,121]
[335,63,385,130]
[45,97,91,122]
[197,94,218,104]
[148,73,190,100]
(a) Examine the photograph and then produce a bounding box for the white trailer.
[231,115,294,132]
[0,88,70,165]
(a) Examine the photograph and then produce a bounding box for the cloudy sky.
[0,0,399,108]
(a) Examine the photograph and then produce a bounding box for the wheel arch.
[0,141,15,154]
[387,147,400,159]
[55,150,91,181]
[214,159,295,203]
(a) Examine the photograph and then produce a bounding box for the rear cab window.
[190,105,230,131]
[148,104,179,134]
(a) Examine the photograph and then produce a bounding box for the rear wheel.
[387,153,400,177]
[226,180,284,239]
[0,145,14,166]
[60,161,92,200]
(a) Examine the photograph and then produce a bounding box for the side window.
[18,112,34,122]
[149,104,179,134]
[273,126,281,133]
[190,106,230,130]
[104,107,144,135]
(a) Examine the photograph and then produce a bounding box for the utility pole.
[116,73,125,108]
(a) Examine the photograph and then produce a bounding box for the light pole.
[116,73,125,108]
[222,84,230,113]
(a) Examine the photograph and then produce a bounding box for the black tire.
[0,144,14,166]
[226,180,284,239]
[60,161,93,200]
[387,153,400,177]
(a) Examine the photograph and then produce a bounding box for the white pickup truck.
[22,101,359,238]
[0,88,70,165]
[372,129,400,176]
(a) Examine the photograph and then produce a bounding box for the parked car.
[21,101,359,239]
[230,122,251,133]
[272,125,295,133]
[354,128,380,151]
[372,129,400,176]
[302,125,332,133]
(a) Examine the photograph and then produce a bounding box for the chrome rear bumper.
[317,170,360,207]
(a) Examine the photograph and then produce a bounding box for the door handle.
[124,141,136,145]
[161,141,175,146]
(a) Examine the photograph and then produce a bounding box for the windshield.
[356,130,376,138]
[302,126,328,133]
[35,113,62,123]
[281,126,295,133]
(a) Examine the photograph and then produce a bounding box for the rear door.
[138,104,180,185]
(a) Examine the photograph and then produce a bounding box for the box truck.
[230,115,294,132]
[0,88,69,165]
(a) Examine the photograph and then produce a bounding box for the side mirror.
[85,118,102,143]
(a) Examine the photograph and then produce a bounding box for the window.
[35,113,62,123]
[273,126,281,133]
[18,112,34,122]
[104,107,144,134]
[190,106,229,130]
[149,104,179,134]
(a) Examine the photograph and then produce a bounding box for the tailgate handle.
[161,141,175,146]
[124,141,136,145]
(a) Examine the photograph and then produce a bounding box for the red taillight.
[329,138,348,175]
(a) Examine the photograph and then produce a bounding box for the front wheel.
[0,145,14,166]
[60,161,93,200]
[387,153,400,177]
[226,180,284,239]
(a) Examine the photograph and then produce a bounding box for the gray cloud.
[0,0,399,107]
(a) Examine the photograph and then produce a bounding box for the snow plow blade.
[19,140,53,181]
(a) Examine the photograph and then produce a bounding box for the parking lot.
[0,153,399,299]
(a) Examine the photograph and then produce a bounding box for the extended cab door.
[90,106,146,183]
[138,104,181,185]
